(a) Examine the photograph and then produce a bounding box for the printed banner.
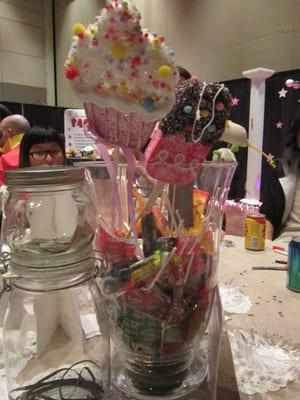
[64,109,99,159]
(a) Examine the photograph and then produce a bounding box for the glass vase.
[87,161,236,399]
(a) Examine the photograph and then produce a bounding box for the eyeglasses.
[29,149,63,161]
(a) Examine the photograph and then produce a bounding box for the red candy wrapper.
[96,227,136,265]
[124,287,170,320]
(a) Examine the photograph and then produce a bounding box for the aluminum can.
[245,213,266,251]
[287,237,300,292]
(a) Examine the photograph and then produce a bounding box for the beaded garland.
[65,0,178,121]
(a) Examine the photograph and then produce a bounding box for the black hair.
[283,109,300,162]
[19,126,65,167]
[0,104,12,120]
[177,66,192,81]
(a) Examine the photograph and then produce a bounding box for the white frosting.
[65,1,178,121]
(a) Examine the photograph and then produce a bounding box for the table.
[218,235,300,399]
[0,294,240,400]
[0,235,298,399]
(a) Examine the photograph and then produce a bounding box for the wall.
[54,0,105,109]
[132,0,299,81]
[0,0,53,104]
[55,0,300,108]
[0,0,299,107]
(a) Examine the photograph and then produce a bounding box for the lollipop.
[145,77,232,184]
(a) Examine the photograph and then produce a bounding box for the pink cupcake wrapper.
[84,102,156,150]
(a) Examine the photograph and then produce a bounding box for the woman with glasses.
[17,127,77,244]
[19,126,65,168]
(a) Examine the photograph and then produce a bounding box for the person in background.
[177,65,192,82]
[19,126,66,168]
[0,114,30,185]
[0,104,12,123]
[261,111,300,241]
[17,128,73,253]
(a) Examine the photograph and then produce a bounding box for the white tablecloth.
[219,235,300,399]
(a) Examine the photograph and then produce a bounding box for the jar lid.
[5,166,86,187]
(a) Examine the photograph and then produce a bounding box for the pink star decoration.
[278,88,288,98]
[276,121,284,129]
[265,153,276,168]
[231,97,240,106]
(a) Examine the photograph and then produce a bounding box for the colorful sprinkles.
[159,78,232,145]
[64,0,178,120]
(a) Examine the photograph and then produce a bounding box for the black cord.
[10,360,104,400]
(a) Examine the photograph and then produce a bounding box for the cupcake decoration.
[145,77,232,184]
[65,0,178,123]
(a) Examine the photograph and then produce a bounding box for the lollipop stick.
[127,182,164,239]
[183,252,195,284]
[163,191,178,236]
[136,182,164,222]
[248,142,276,168]
[149,247,177,290]
[169,185,177,236]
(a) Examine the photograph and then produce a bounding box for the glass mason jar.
[0,167,110,400]
[87,161,236,399]
[2,166,97,266]
[2,257,110,400]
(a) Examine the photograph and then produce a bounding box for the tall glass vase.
[88,161,236,399]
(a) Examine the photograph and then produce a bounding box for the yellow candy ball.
[159,65,172,78]
[112,43,126,59]
[72,23,85,37]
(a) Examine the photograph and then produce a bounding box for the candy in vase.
[100,162,236,398]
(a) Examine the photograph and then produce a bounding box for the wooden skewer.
[252,266,287,271]
[247,142,276,168]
